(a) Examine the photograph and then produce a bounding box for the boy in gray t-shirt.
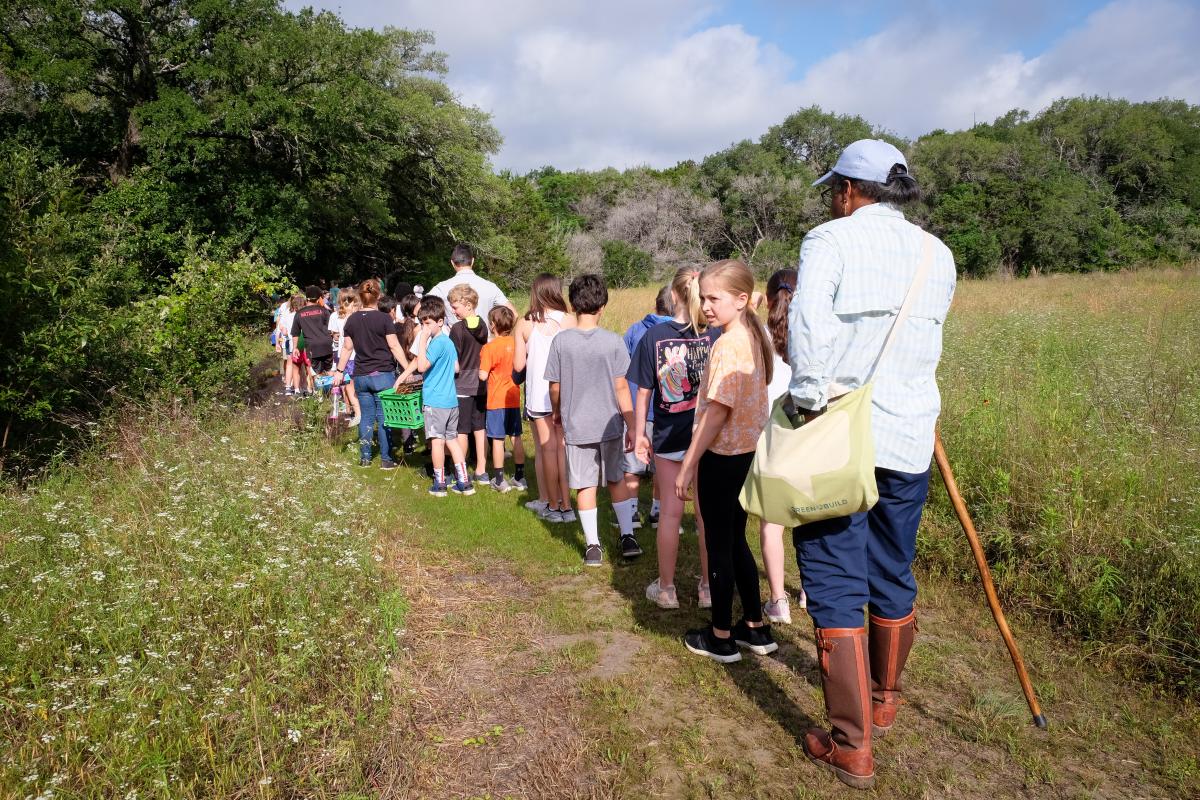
[545,274,642,567]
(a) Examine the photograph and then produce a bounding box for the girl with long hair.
[629,266,715,610]
[513,273,577,522]
[676,260,777,663]
[760,269,806,623]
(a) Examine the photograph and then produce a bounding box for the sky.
[282,0,1200,173]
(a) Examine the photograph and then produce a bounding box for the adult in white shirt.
[426,243,516,331]
[787,139,956,790]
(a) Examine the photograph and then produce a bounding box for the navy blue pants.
[793,467,931,629]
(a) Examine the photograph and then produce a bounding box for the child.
[478,306,527,493]
[414,296,474,496]
[392,293,423,455]
[677,259,777,663]
[329,289,361,425]
[292,285,335,380]
[616,284,674,530]
[760,269,807,624]
[513,274,576,522]
[630,267,717,609]
[545,274,640,567]
[447,285,490,482]
[277,294,302,396]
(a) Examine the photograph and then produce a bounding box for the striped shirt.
[787,203,956,473]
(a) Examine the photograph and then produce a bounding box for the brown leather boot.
[869,611,916,738]
[804,626,875,790]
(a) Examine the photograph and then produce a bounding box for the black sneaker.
[649,508,660,525]
[584,544,603,567]
[619,534,643,559]
[403,441,417,455]
[683,627,741,664]
[380,460,397,471]
[358,457,371,468]
[732,619,779,655]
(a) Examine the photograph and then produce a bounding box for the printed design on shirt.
[655,337,710,413]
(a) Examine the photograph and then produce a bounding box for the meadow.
[1,267,1198,798]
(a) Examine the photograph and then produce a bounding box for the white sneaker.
[797,588,807,609]
[538,507,563,523]
[763,596,792,625]
[525,499,548,512]
[558,509,577,523]
[347,414,361,427]
[697,581,712,609]
[512,476,529,490]
[646,578,679,609]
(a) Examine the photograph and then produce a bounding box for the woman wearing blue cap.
[787,139,957,789]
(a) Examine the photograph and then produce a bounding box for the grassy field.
[2,267,1198,798]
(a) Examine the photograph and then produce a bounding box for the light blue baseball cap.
[812,139,908,186]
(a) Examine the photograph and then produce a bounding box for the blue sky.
[282,0,1200,171]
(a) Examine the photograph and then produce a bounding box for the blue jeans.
[793,468,931,628]
[353,371,395,461]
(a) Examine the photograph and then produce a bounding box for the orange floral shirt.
[696,324,769,455]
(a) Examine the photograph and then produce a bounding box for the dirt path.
[371,538,1196,800]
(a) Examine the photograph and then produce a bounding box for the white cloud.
[795,0,1200,138]
[289,0,1200,171]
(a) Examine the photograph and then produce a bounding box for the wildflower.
[287,728,301,743]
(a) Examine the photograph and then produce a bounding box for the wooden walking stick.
[933,430,1048,729]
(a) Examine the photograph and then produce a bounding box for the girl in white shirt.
[761,269,806,623]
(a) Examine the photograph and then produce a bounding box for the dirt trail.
[373,541,1194,800]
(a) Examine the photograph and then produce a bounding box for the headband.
[777,282,794,292]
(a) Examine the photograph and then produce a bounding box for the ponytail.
[357,278,381,307]
[701,259,773,386]
[670,265,705,333]
[765,268,797,364]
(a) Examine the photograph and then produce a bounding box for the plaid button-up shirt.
[787,203,957,473]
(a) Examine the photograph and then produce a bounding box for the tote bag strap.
[863,232,935,383]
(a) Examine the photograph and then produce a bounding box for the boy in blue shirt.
[415,296,475,496]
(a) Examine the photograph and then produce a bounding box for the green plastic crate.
[380,388,424,429]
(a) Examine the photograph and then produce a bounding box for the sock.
[492,468,504,482]
[433,467,445,484]
[614,497,637,537]
[453,462,468,485]
[514,463,525,481]
[651,498,660,517]
[579,508,600,547]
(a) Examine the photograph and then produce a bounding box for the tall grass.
[0,408,404,798]
[926,268,1200,692]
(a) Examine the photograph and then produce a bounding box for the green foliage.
[0,412,403,797]
[600,240,653,288]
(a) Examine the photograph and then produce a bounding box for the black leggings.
[698,449,762,631]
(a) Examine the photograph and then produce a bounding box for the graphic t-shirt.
[696,324,769,456]
[627,320,720,454]
[342,309,395,375]
[480,336,519,410]
[421,333,459,409]
[291,304,333,357]
[544,327,630,445]
[449,316,488,396]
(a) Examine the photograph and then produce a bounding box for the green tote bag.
[739,234,934,527]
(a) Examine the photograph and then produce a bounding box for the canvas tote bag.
[739,233,935,526]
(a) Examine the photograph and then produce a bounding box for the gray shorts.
[621,421,654,476]
[423,406,459,440]
[566,439,625,489]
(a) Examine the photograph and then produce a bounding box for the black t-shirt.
[291,304,333,357]
[449,317,488,396]
[627,320,721,454]
[343,309,396,375]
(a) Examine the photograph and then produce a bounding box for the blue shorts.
[486,408,522,439]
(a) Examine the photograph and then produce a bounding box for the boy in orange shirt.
[478,306,527,493]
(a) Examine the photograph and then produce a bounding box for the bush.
[600,239,653,288]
